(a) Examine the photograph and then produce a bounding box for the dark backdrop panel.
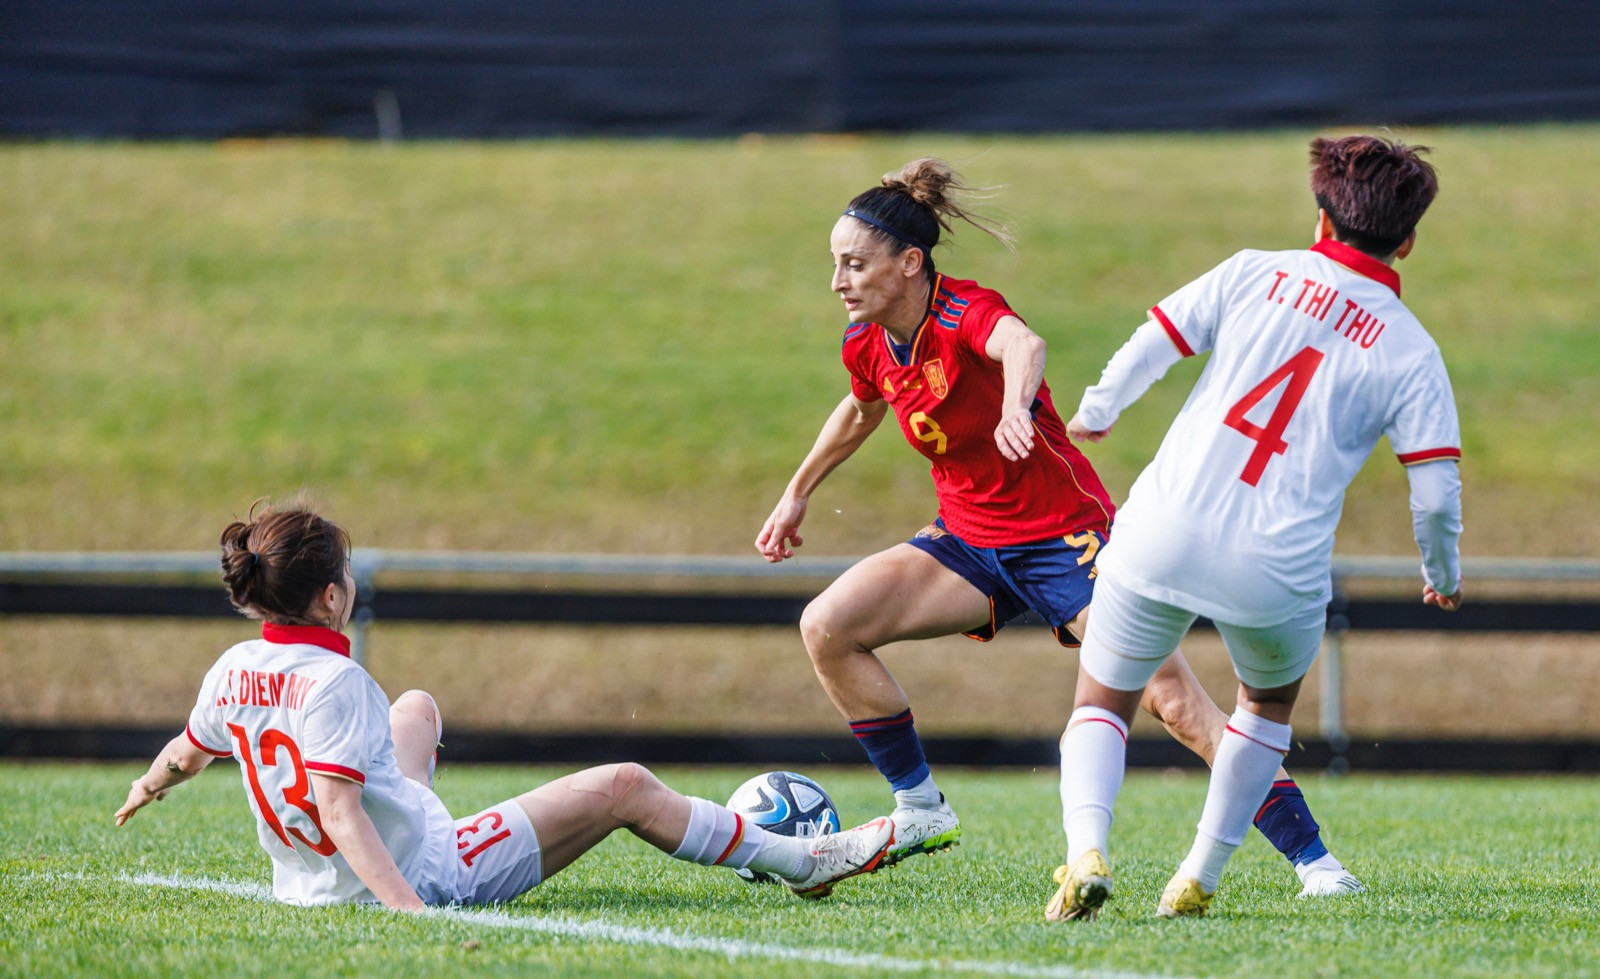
[3,0,1599,136]
[1,0,838,137]
[842,0,1600,131]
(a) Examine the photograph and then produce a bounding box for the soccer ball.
[725,770,842,883]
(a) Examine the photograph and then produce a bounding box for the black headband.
[843,208,931,253]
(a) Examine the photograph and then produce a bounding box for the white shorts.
[412,784,543,906]
[1081,572,1325,691]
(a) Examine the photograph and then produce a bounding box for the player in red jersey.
[115,500,892,907]
[758,160,1358,896]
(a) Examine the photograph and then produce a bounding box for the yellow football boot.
[1044,849,1113,922]
[1156,874,1214,918]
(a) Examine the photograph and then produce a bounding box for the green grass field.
[3,129,1599,558]
[5,763,1597,977]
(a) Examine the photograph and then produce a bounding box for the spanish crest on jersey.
[840,274,1114,547]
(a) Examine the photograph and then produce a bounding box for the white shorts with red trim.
[1080,571,1324,691]
[410,786,543,906]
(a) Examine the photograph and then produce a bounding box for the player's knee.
[1142,678,1189,727]
[392,689,440,729]
[799,596,852,663]
[607,762,665,825]
[1143,678,1211,746]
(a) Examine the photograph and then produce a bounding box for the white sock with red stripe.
[671,797,810,879]
[1060,706,1130,865]
[1178,708,1292,891]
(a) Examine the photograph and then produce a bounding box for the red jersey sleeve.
[840,323,883,402]
[939,279,1017,359]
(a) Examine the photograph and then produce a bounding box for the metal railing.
[3,551,1597,752]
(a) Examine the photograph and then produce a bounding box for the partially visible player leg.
[1158,611,1323,917]
[1162,685,1298,917]
[799,543,992,863]
[1049,666,1139,921]
[1140,652,1362,896]
[1049,574,1191,922]
[390,689,441,787]
[511,763,892,898]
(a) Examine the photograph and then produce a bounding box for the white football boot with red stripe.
[782,816,894,899]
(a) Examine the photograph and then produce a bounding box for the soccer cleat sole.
[1044,855,1113,922]
[883,828,962,867]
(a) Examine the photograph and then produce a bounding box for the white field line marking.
[23,872,1176,979]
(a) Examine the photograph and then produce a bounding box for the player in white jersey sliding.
[115,501,892,908]
[1046,135,1463,921]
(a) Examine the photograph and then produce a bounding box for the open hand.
[115,778,167,826]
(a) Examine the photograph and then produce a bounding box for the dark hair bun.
[882,158,959,210]
[217,503,351,625]
[218,520,259,609]
[846,158,1015,263]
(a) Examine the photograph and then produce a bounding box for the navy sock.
[849,709,930,792]
[1253,778,1328,865]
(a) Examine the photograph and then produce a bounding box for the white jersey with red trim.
[1078,240,1462,625]
[185,623,451,905]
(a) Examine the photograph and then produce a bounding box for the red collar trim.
[1311,239,1401,297]
[261,622,351,658]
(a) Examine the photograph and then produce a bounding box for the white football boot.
[781,816,894,899]
[1297,868,1366,897]
[884,799,961,866]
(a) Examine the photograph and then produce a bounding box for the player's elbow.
[161,737,210,777]
[1406,462,1461,529]
[1410,493,1448,524]
[168,755,206,778]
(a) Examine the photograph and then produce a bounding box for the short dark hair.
[1309,135,1439,257]
[219,501,350,624]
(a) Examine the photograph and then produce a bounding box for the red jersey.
[842,275,1115,547]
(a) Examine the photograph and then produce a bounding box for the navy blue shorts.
[906,518,1105,648]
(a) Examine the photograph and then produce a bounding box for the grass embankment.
[3,130,1598,556]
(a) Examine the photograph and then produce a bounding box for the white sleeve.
[1385,346,1461,465]
[1076,318,1185,432]
[1407,459,1463,595]
[1145,253,1244,360]
[300,669,387,784]
[184,657,233,756]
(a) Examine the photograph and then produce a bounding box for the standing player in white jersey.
[1045,135,1464,921]
[115,501,892,909]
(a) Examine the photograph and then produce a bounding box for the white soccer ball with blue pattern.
[725,770,842,883]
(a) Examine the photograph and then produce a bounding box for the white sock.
[1059,706,1129,865]
[892,773,943,811]
[1179,708,1291,891]
[1177,831,1237,892]
[670,797,810,879]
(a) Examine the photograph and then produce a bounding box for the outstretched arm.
[1408,458,1464,610]
[984,315,1047,461]
[756,394,888,562]
[115,733,216,826]
[1069,318,1186,442]
[311,773,425,911]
